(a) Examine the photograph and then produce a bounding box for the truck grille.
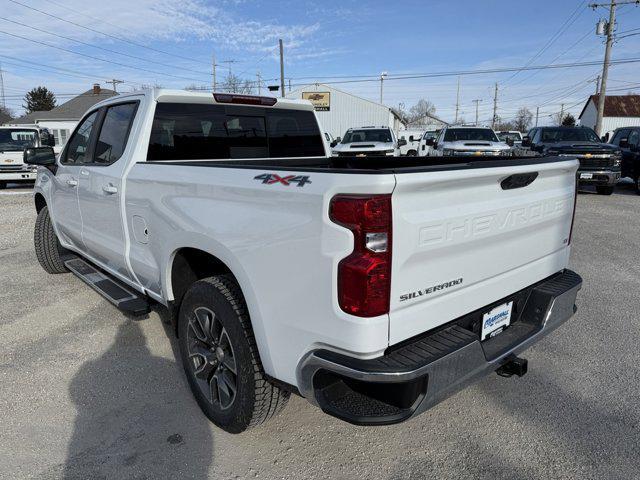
[0,164,29,173]
[558,153,615,169]
[338,151,387,157]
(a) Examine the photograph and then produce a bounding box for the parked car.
[398,129,425,156]
[428,126,512,157]
[608,126,640,193]
[417,129,440,157]
[324,131,337,148]
[0,125,55,189]
[331,126,405,157]
[521,126,621,195]
[496,130,523,148]
[28,89,582,433]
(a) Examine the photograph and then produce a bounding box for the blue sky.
[2,0,640,125]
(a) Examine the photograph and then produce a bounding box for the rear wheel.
[406,150,417,156]
[178,275,289,433]
[596,185,614,195]
[34,206,70,274]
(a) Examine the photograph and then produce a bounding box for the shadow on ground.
[61,318,214,480]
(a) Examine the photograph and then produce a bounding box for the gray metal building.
[286,83,406,139]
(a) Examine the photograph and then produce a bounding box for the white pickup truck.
[27,89,582,433]
[0,125,55,188]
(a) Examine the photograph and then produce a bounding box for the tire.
[0,181,6,190]
[407,150,417,157]
[596,185,614,195]
[34,206,70,274]
[178,275,289,433]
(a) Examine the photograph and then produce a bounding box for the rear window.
[147,103,324,160]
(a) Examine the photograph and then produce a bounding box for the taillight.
[329,194,392,317]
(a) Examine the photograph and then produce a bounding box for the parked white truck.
[0,125,55,189]
[27,90,582,433]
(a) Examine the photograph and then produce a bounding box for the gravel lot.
[1,181,639,480]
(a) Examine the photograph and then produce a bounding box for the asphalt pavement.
[0,181,639,480]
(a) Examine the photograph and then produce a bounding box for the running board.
[65,257,150,316]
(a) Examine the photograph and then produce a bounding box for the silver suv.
[428,126,512,157]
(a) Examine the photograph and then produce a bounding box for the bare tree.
[407,99,437,125]
[0,104,13,123]
[494,115,516,131]
[513,107,533,132]
[222,73,253,94]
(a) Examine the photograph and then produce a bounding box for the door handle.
[66,179,78,187]
[80,169,90,176]
[102,184,118,195]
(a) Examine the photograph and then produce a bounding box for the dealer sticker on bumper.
[580,173,593,179]
[481,301,513,340]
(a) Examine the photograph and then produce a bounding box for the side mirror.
[335,137,341,143]
[398,138,407,147]
[24,146,56,166]
[47,133,56,147]
[521,136,531,147]
[409,135,415,142]
[330,140,338,148]
[425,138,435,146]
[619,138,629,149]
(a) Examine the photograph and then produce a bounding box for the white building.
[8,84,117,152]
[579,94,640,135]
[286,83,406,139]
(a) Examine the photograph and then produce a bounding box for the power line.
[7,0,208,66]
[0,16,213,77]
[0,29,211,84]
[502,1,588,86]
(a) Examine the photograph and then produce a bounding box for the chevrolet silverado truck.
[331,126,405,157]
[428,126,513,157]
[0,125,55,189]
[26,90,582,433]
[522,126,621,195]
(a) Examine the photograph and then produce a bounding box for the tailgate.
[389,159,578,345]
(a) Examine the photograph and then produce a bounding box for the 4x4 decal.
[254,173,312,187]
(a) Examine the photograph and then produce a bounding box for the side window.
[611,129,629,146]
[628,130,639,147]
[532,129,542,144]
[93,102,138,165]
[62,111,99,165]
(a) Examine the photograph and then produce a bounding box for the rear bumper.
[296,269,582,425]
[577,169,620,185]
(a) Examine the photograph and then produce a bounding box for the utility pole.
[472,99,482,126]
[593,0,617,136]
[288,78,291,94]
[105,79,124,92]
[559,103,565,125]
[0,63,5,109]
[595,74,601,94]
[454,76,460,124]
[535,106,539,127]
[380,71,388,104]
[256,72,261,95]
[279,39,285,98]
[212,53,217,91]
[492,82,498,129]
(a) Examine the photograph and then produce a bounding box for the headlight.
[331,151,339,157]
[442,148,454,156]
[612,151,622,167]
[384,149,395,156]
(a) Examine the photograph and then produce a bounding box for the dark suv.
[522,126,621,195]
[608,127,640,193]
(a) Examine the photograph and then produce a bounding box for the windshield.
[422,131,440,140]
[497,132,522,142]
[443,128,498,142]
[0,129,37,151]
[540,128,600,143]
[342,129,392,144]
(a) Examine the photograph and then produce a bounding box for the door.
[77,102,139,280]
[50,111,99,249]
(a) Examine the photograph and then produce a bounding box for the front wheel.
[178,275,289,433]
[596,185,614,195]
[34,206,70,274]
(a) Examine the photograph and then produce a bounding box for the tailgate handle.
[501,172,538,190]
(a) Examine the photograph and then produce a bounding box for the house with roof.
[579,94,640,136]
[8,84,117,151]
[286,83,406,139]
